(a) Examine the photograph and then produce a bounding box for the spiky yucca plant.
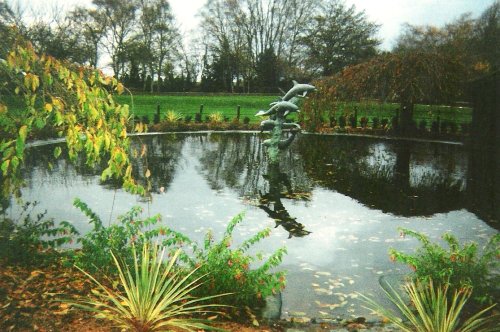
[360,279,498,332]
[165,110,182,123]
[71,243,229,332]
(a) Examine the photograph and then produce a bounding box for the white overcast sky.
[7,0,496,50]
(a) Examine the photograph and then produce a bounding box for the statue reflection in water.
[256,80,315,238]
[258,163,311,239]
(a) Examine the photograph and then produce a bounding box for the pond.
[5,132,499,322]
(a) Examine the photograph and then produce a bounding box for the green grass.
[115,93,279,123]
[114,94,472,126]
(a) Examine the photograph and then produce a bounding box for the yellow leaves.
[0,104,7,114]
[97,118,103,129]
[120,127,127,138]
[116,82,125,95]
[44,103,53,113]
[24,73,40,92]
[135,122,145,133]
[145,169,151,178]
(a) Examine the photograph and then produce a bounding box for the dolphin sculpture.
[282,80,316,101]
[262,130,298,149]
[255,100,299,117]
[260,119,301,132]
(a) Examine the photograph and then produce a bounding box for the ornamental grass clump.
[360,279,498,332]
[70,243,229,332]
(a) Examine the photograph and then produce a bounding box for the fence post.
[236,105,241,119]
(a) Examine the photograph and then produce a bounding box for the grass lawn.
[115,94,279,123]
[115,94,472,127]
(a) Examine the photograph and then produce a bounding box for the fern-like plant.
[70,243,228,332]
[360,279,498,332]
[161,212,287,308]
[389,228,499,305]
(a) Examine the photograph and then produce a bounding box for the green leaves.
[360,279,499,332]
[69,244,229,332]
[1,42,139,195]
[389,228,500,306]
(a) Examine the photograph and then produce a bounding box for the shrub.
[165,110,182,123]
[208,112,224,124]
[381,118,389,128]
[70,243,228,332]
[243,116,251,125]
[194,113,202,123]
[372,117,380,129]
[431,120,440,134]
[360,279,498,332]
[389,228,499,305]
[72,198,164,275]
[391,115,399,130]
[0,201,79,265]
[162,213,287,309]
[184,115,193,123]
[419,119,427,132]
[349,114,357,128]
[360,116,368,128]
[338,115,346,128]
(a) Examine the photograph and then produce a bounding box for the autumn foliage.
[0,37,144,195]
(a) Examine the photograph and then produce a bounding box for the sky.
[7,0,496,50]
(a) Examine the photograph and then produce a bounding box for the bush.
[431,120,440,134]
[194,113,202,123]
[380,118,389,128]
[360,116,368,128]
[72,198,164,275]
[349,114,357,128]
[70,244,227,332]
[338,115,346,128]
[0,201,78,265]
[389,228,500,305]
[165,110,182,123]
[361,279,498,332]
[372,117,380,129]
[243,116,251,125]
[184,115,193,123]
[162,213,287,308]
[419,119,427,132]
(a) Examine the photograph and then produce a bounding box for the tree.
[473,0,500,71]
[255,47,282,92]
[301,0,380,76]
[67,7,106,68]
[0,37,144,196]
[93,0,138,77]
[305,51,464,134]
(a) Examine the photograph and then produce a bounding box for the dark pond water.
[5,132,498,321]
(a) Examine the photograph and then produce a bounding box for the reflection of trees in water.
[130,135,186,195]
[296,135,466,216]
[197,133,314,198]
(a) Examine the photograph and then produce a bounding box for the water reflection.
[297,135,466,217]
[5,132,498,321]
[258,163,311,238]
